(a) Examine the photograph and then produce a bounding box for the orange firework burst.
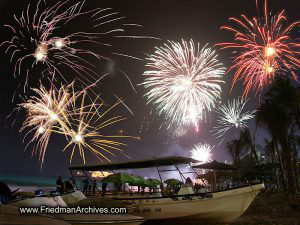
[217,0,300,96]
[60,93,136,164]
[20,81,136,165]
[20,82,80,164]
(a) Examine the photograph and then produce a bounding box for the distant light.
[91,171,112,178]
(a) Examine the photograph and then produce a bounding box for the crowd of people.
[82,179,99,195]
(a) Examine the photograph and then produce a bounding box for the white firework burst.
[142,39,225,131]
[190,143,213,163]
[213,98,256,138]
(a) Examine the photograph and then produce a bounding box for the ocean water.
[0,174,57,188]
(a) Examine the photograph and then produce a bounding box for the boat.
[69,156,265,222]
[0,182,67,207]
[123,183,263,222]
[0,182,144,225]
[56,191,146,225]
[0,204,70,225]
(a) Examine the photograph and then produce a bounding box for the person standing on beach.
[88,182,92,195]
[102,181,107,196]
[92,180,97,194]
[160,183,164,193]
[56,176,63,194]
[82,179,89,195]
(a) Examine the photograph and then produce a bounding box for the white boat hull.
[56,214,145,225]
[60,190,87,206]
[9,195,67,207]
[123,183,264,222]
[8,191,85,208]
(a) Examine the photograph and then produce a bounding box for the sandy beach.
[232,192,300,225]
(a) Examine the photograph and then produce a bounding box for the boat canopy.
[192,160,238,170]
[69,156,199,171]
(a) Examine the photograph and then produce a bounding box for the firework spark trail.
[20,81,81,164]
[142,40,225,130]
[20,80,136,165]
[213,98,256,138]
[60,93,137,164]
[2,0,102,84]
[217,0,300,96]
[190,143,213,163]
[1,0,157,90]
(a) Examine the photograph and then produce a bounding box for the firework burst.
[173,126,187,138]
[142,40,225,130]
[190,143,213,163]
[217,0,300,96]
[1,0,153,89]
[20,82,79,163]
[213,98,256,138]
[20,79,134,164]
[61,94,136,164]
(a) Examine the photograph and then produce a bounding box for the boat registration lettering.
[134,208,151,213]
[134,208,161,213]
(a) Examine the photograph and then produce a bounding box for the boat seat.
[14,192,35,198]
[178,186,194,195]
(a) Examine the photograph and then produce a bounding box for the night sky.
[0,0,299,177]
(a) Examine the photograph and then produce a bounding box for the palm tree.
[226,138,244,167]
[256,78,297,195]
[240,128,259,164]
[288,134,300,191]
[263,138,276,163]
[263,137,286,190]
[266,78,300,130]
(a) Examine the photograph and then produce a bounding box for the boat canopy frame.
[69,156,200,171]
[69,156,200,190]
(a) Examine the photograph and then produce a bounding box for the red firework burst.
[217,0,300,96]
